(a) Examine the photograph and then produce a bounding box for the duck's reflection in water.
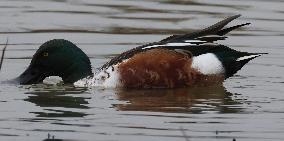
[114,85,243,113]
[24,84,90,117]
[24,84,243,118]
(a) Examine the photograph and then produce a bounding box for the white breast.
[74,65,122,88]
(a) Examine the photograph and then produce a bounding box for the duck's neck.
[62,64,93,84]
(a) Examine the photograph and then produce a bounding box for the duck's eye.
[43,52,48,57]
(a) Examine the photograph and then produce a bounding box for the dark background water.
[0,0,284,140]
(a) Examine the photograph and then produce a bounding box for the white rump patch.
[236,54,261,61]
[192,53,224,75]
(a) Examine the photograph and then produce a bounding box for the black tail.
[223,53,266,78]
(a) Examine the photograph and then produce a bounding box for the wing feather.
[100,15,249,70]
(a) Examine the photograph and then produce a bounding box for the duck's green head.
[19,39,93,84]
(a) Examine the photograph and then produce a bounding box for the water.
[0,0,284,140]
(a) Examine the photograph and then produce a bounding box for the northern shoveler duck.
[18,14,266,88]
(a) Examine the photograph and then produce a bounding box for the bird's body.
[18,15,266,88]
[75,48,225,88]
